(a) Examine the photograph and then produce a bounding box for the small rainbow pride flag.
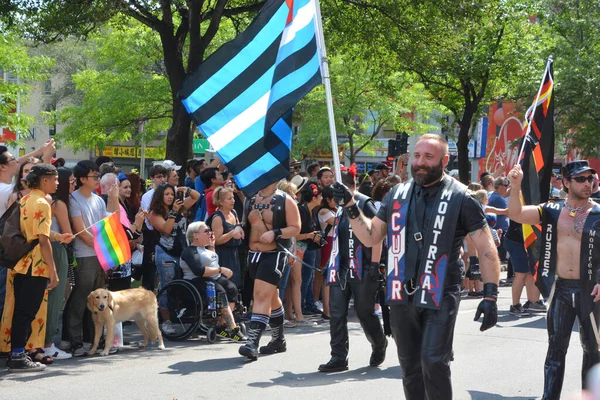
[91,213,131,271]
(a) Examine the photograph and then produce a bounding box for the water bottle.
[207,281,216,310]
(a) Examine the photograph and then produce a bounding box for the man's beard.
[411,159,444,186]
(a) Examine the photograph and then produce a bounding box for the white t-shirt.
[141,188,155,230]
[0,182,14,217]
[318,208,336,237]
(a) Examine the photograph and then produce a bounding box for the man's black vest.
[385,176,467,309]
[243,189,292,251]
[537,200,600,328]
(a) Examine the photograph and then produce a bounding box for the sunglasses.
[86,175,100,180]
[570,175,596,183]
[204,229,212,234]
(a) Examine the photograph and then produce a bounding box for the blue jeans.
[0,267,6,318]
[155,246,178,308]
[300,249,317,311]
[278,260,291,304]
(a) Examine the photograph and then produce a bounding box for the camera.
[317,231,327,248]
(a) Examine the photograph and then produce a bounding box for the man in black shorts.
[238,181,301,360]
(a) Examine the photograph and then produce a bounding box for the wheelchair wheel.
[156,279,203,341]
[206,327,217,344]
[238,321,247,336]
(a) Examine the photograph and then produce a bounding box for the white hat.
[290,175,308,193]
[162,160,181,171]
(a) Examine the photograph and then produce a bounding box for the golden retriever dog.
[87,287,165,356]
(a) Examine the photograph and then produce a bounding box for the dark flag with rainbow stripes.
[179,0,322,197]
[518,59,555,297]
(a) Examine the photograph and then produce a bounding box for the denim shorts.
[155,246,178,307]
[504,238,530,274]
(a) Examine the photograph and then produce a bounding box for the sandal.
[29,348,54,365]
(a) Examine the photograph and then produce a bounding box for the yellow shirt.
[13,189,52,277]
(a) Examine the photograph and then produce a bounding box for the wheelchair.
[156,278,247,343]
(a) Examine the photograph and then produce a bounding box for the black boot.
[260,324,286,355]
[369,337,388,367]
[239,322,265,361]
[318,358,348,372]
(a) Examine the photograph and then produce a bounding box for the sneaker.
[314,301,324,312]
[283,319,297,328]
[58,340,71,351]
[7,353,46,372]
[42,344,72,360]
[228,327,247,342]
[509,303,525,315]
[215,326,229,339]
[94,346,119,355]
[72,343,92,357]
[302,308,319,316]
[295,319,318,326]
[524,300,547,313]
[161,320,176,334]
[320,313,331,321]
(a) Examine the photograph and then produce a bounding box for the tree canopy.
[293,51,442,164]
[0,31,53,139]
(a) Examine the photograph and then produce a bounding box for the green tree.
[540,0,600,155]
[3,0,265,168]
[0,32,53,138]
[44,19,172,152]
[294,53,441,164]
[325,0,549,182]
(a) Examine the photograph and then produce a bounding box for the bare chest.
[557,208,591,241]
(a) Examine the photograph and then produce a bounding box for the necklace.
[564,199,591,217]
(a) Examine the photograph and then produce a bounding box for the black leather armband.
[346,203,361,219]
[483,283,498,301]
[273,228,283,240]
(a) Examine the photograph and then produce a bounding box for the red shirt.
[205,187,216,218]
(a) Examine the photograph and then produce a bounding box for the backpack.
[0,201,39,269]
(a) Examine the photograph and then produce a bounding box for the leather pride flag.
[179,0,322,197]
[518,59,555,297]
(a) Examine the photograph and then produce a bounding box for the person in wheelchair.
[180,221,247,341]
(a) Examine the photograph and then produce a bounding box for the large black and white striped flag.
[179,0,323,197]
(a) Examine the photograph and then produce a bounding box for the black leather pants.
[328,274,386,362]
[542,279,600,400]
[389,284,461,400]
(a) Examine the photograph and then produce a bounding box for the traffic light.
[396,132,408,154]
[387,139,398,159]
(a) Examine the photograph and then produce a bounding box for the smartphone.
[176,191,184,202]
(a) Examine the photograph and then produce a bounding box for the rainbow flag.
[91,213,132,271]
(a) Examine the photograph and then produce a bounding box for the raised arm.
[332,183,386,247]
[507,164,542,225]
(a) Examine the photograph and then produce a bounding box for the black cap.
[367,169,376,176]
[375,163,389,171]
[480,171,490,180]
[562,160,596,178]
[26,164,58,180]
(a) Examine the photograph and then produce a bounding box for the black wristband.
[346,203,360,219]
[186,187,191,197]
[370,261,379,269]
[483,283,498,301]
[168,210,178,219]
[273,228,283,240]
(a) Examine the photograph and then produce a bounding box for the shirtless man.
[238,181,301,360]
[508,160,600,399]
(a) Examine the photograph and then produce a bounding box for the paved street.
[0,281,587,400]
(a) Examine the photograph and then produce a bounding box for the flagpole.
[517,55,553,161]
[314,0,342,182]
[72,213,114,237]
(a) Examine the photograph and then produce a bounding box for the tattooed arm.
[468,225,501,288]
[348,214,387,248]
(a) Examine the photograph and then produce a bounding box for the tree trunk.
[348,134,355,165]
[457,107,475,184]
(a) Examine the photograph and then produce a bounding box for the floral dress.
[0,189,52,351]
